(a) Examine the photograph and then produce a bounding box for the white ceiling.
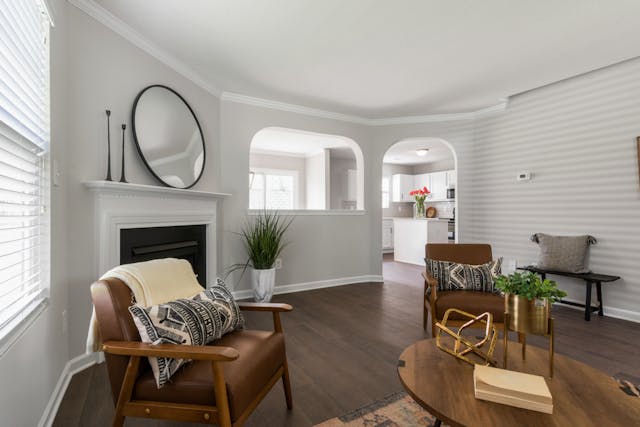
[383,138,454,165]
[251,127,355,158]
[92,0,640,118]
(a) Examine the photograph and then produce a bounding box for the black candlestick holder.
[119,123,128,183]
[105,110,112,181]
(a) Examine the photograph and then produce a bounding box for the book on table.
[474,365,553,414]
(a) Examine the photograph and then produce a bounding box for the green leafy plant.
[494,272,567,302]
[230,210,294,274]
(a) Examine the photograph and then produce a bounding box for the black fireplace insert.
[120,225,206,287]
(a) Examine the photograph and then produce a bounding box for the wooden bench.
[517,266,620,321]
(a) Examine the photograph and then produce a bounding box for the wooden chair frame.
[422,271,506,334]
[423,271,525,345]
[103,302,293,427]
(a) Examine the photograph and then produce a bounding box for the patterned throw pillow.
[449,258,502,293]
[128,278,244,388]
[192,277,245,335]
[425,259,453,291]
[426,258,502,292]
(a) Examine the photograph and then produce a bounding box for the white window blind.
[0,0,50,340]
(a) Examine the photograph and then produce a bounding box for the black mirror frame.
[131,84,206,189]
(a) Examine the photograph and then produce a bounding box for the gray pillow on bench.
[531,233,597,274]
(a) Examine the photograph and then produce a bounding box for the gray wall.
[468,58,640,319]
[64,6,221,356]
[0,1,70,425]
[220,101,374,292]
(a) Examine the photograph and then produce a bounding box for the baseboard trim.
[232,275,384,300]
[555,298,640,323]
[38,352,100,427]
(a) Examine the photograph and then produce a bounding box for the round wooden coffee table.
[398,339,640,426]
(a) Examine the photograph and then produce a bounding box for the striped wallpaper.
[468,57,640,321]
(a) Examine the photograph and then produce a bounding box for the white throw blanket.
[86,258,204,354]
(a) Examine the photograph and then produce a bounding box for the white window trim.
[0,300,48,357]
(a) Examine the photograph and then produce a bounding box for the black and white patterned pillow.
[449,258,502,293]
[425,259,454,291]
[192,277,245,335]
[128,278,244,388]
[426,258,502,292]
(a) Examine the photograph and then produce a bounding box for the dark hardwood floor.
[54,255,640,426]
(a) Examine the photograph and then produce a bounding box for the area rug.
[315,374,639,427]
[314,391,437,427]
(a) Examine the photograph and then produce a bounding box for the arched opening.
[381,137,458,270]
[249,127,364,211]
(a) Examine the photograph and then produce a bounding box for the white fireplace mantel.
[83,180,231,284]
[83,180,231,200]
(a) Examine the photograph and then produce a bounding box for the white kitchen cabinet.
[382,219,394,253]
[446,170,456,189]
[429,171,448,201]
[413,173,430,191]
[392,174,414,202]
[346,169,357,201]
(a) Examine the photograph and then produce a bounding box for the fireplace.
[120,225,207,287]
[84,180,229,291]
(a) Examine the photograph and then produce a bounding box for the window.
[249,169,298,210]
[381,177,390,208]
[0,0,51,341]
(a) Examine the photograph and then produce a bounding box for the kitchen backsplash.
[384,200,454,218]
[383,202,414,217]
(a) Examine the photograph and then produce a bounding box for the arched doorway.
[381,137,458,273]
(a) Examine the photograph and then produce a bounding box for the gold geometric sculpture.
[435,308,499,366]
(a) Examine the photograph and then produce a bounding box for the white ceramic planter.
[251,268,276,302]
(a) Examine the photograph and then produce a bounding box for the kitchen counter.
[393,217,448,265]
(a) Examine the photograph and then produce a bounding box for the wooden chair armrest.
[102,341,240,361]
[238,302,293,312]
[421,270,438,287]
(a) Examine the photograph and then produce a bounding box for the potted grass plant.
[495,272,567,335]
[234,210,293,302]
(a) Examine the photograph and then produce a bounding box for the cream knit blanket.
[86,258,204,354]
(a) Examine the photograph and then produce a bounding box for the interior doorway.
[381,137,458,274]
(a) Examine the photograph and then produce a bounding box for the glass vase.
[414,201,426,218]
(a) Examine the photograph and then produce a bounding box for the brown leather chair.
[91,278,293,427]
[423,243,505,337]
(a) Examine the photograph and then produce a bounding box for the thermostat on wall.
[517,171,532,182]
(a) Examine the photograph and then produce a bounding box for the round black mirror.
[131,85,205,189]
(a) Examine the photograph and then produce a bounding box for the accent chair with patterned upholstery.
[91,277,293,427]
[422,243,505,337]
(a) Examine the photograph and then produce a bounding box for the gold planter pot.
[505,293,550,335]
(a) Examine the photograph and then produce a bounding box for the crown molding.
[220,92,371,125]
[221,92,509,125]
[67,0,509,125]
[67,0,222,97]
[368,99,509,126]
